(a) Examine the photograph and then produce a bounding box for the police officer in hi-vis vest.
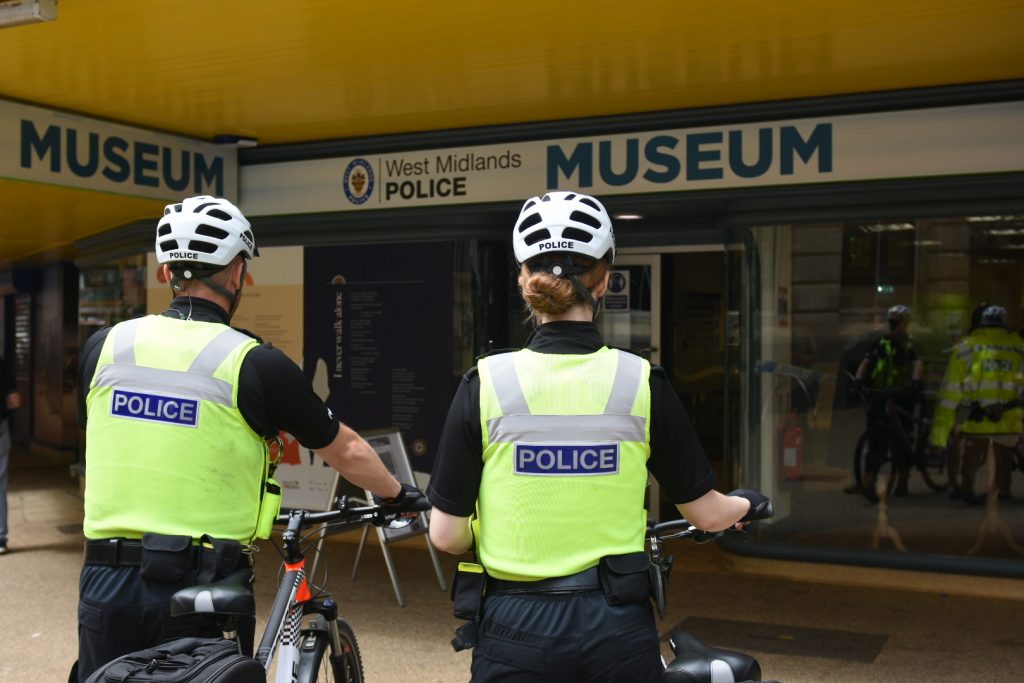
[74,196,424,682]
[427,191,771,682]
[930,304,1024,503]
[851,304,924,499]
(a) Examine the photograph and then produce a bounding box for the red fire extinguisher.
[782,410,805,481]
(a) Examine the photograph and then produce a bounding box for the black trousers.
[866,400,914,476]
[470,590,662,683]
[75,564,255,682]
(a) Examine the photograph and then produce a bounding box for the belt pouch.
[255,478,282,539]
[599,552,653,606]
[197,536,244,583]
[452,562,486,620]
[139,533,193,583]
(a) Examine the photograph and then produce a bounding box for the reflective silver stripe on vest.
[488,414,647,444]
[92,364,235,407]
[486,349,647,443]
[487,354,530,415]
[112,318,142,366]
[93,320,252,408]
[188,328,255,376]
[604,352,644,415]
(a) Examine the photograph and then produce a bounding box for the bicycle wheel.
[915,448,949,493]
[297,617,364,683]
[854,432,895,501]
[910,418,949,493]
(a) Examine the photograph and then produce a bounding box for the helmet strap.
[568,274,601,321]
[167,261,244,318]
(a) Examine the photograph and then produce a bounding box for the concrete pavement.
[1,446,1021,682]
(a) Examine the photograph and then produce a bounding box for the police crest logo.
[514,443,620,475]
[343,158,375,205]
[110,389,200,427]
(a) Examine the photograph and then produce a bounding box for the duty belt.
[968,399,1022,423]
[83,538,198,567]
[487,566,600,595]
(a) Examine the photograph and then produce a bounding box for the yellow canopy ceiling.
[0,0,1022,264]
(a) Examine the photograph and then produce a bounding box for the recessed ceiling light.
[613,213,644,221]
[0,0,57,28]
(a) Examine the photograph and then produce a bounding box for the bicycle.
[649,515,781,683]
[167,494,431,683]
[851,384,949,501]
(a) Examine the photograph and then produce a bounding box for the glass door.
[597,254,661,510]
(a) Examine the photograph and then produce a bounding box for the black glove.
[373,482,429,515]
[728,489,774,522]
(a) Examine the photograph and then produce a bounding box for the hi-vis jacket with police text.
[477,347,651,581]
[930,326,1024,448]
[84,315,273,542]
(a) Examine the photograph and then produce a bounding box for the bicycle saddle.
[663,630,762,683]
[169,569,255,618]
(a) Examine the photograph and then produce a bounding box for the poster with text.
[304,242,454,473]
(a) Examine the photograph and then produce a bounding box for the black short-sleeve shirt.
[427,321,717,517]
[77,297,339,449]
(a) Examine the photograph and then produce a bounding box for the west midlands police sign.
[1,99,237,200]
[241,101,1024,215]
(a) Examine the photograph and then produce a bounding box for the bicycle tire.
[853,431,895,501]
[915,451,949,493]
[296,617,364,683]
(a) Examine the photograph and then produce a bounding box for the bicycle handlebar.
[648,501,774,544]
[274,494,430,531]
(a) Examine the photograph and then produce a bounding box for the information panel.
[303,242,455,473]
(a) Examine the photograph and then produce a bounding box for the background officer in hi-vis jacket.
[427,191,771,683]
[930,304,1024,503]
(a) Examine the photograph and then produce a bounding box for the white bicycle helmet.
[979,304,1008,327]
[155,196,257,267]
[887,305,911,323]
[513,191,615,265]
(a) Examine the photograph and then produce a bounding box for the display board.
[361,429,428,542]
[303,242,454,473]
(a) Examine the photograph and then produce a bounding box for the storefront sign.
[242,102,1023,215]
[1,98,238,200]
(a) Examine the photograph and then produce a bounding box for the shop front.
[50,85,1023,574]
[235,87,1023,576]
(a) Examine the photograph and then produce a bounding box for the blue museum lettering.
[20,120,225,194]
[547,123,834,188]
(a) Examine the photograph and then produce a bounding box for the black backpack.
[84,637,263,683]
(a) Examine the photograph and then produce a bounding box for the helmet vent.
[195,224,230,240]
[193,202,218,213]
[187,240,219,254]
[243,230,255,247]
[517,213,543,232]
[578,197,601,211]
[523,228,551,246]
[206,209,233,221]
[159,240,179,252]
[562,227,594,243]
[565,193,576,200]
[569,210,602,229]
[157,225,172,237]
[541,194,552,202]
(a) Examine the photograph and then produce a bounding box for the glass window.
[78,256,147,346]
[748,215,1024,567]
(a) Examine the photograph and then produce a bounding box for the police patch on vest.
[514,443,619,475]
[110,389,199,427]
